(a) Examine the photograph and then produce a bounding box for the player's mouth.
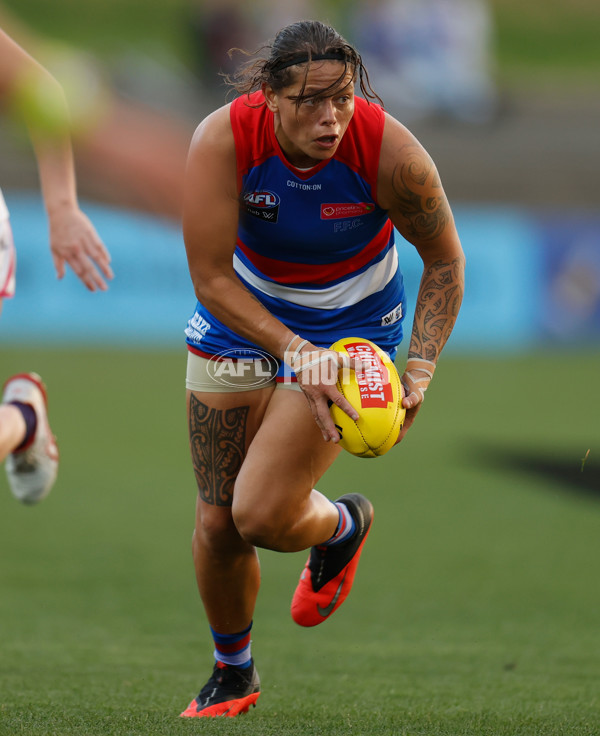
[314,134,338,150]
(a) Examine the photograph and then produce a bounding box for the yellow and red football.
[329,337,405,458]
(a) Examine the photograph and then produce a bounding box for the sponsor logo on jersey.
[287,180,322,191]
[242,190,280,223]
[381,303,403,326]
[345,341,394,408]
[320,202,375,220]
[333,219,363,233]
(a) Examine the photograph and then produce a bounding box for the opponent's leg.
[1,373,59,504]
[0,403,27,462]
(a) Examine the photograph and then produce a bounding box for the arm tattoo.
[188,393,249,507]
[409,257,465,363]
[391,145,449,241]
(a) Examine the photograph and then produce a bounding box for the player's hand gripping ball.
[329,337,405,458]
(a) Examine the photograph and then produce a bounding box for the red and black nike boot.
[291,493,374,627]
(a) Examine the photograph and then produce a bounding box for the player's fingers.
[319,404,341,443]
[395,403,421,444]
[66,250,106,292]
[80,245,111,290]
[85,235,114,280]
[301,383,343,442]
[85,264,109,292]
[52,253,66,280]
[98,258,114,281]
[401,360,435,409]
[319,414,337,442]
[328,390,359,422]
[321,383,361,441]
[303,392,331,442]
[401,388,422,409]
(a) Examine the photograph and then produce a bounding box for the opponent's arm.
[0,29,112,291]
[378,114,465,440]
[182,107,358,441]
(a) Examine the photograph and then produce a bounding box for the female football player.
[180,20,464,717]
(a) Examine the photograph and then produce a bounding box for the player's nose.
[319,98,337,125]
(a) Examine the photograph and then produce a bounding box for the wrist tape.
[404,358,436,401]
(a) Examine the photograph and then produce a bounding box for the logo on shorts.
[211,348,278,388]
[185,313,212,344]
[242,190,280,223]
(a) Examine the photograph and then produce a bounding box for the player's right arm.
[182,104,296,359]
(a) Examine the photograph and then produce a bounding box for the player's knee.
[194,507,238,553]
[232,501,292,551]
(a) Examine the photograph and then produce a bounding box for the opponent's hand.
[396,358,436,444]
[49,206,113,291]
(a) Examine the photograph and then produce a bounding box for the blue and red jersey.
[185,91,406,361]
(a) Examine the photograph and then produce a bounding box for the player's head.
[226,21,381,167]
[264,21,374,105]
[226,20,381,108]
[264,56,356,167]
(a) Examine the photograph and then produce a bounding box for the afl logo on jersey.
[242,190,280,223]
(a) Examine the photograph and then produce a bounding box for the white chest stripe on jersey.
[233,247,398,310]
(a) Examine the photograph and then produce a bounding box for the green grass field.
[1,346,599,735]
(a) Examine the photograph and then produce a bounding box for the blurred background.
[1,0,599,351]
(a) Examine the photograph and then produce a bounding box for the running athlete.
[180,20,465,717]
[0,28,113,504]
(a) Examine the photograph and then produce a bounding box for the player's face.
[264,61,355,168]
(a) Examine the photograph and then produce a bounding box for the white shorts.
[0,209,16,299]
[185,351,301,393]
[0,191,17,299]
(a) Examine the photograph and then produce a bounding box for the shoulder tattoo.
[391,144,450,241]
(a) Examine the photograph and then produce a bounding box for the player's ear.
[262,84,278,112]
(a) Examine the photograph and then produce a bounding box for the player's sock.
[322,501,356,546]
[211,622,253,669]
[9,401,37,451]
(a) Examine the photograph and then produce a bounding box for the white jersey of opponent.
[0,188,17,299]
[0,188,8,219]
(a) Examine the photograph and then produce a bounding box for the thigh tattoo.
[188,394,249,506]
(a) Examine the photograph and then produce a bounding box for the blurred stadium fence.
[2,191,599,351]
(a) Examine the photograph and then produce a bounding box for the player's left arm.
[378,113,466,441]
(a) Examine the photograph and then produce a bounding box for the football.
[329,337,405,458]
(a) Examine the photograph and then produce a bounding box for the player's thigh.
[187,386,274,509]
[235,386,341,515]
